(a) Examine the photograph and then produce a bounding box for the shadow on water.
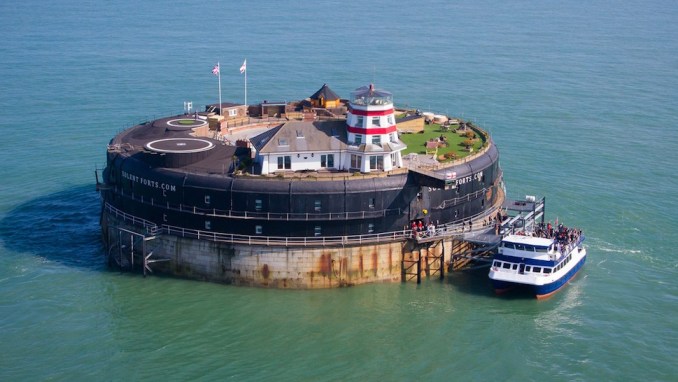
[444,267,495,297]
[0,185,104,270]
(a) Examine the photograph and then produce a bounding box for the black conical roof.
[309,84,340,101]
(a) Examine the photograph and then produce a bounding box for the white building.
[250,84,406,175]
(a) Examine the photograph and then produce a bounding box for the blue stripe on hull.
[491,254,586,298]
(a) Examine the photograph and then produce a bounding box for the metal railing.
[104,201,506,247]
[110,187,403,221]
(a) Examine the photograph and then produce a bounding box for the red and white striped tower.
[346,84,405,173]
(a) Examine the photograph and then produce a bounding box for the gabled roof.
[251,120,348,154]
[309,84,340,101]
[250,124,284,152]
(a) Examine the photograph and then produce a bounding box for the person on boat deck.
[427,222,435,237]
[417,221,424,232]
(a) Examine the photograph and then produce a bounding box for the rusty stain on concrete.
[388,247,393,272]
[341,257,348,280]
[319,253,331,277]
[371,250,378,276]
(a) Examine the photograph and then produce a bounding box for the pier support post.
[417,250,421,284]
[440,239,445,280]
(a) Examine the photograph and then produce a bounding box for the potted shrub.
[462,139,475,151]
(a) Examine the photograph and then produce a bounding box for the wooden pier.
[401,196,546,283]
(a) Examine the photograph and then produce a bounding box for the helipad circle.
[145,138,215,154]
[166,118,208,128]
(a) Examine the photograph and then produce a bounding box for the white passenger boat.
[488,230,586,299]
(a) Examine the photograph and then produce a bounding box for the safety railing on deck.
[110,187,403,221]
[104,202,505,247]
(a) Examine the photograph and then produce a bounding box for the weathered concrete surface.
[104,213,405,288]
[103,212,476,288]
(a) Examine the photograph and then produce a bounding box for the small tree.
[465,130,476,139]
[444,151,457,160]
[462,139,475,148]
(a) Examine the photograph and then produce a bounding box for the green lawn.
[399,123,485,161]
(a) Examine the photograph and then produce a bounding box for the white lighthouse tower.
[345,84,405,173]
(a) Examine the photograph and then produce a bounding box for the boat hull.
[491,252,586,299]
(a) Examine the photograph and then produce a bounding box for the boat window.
[511,264,518,270]
[493,261,500,267]
[536,246,548,253]
[544,268,552,274]
[533,267,542,273]
[525,266,531,272]
[502,263,511,269]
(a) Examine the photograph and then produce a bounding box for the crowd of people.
[410,220,437,239]
[534,221,582,244]
[533,222,583,257]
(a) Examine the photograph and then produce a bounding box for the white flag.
[240,59,247,74]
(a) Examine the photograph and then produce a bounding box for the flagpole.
[217,62,222,116]
[244,59,247,106]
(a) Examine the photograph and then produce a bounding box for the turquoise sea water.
[1,0,677,380]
